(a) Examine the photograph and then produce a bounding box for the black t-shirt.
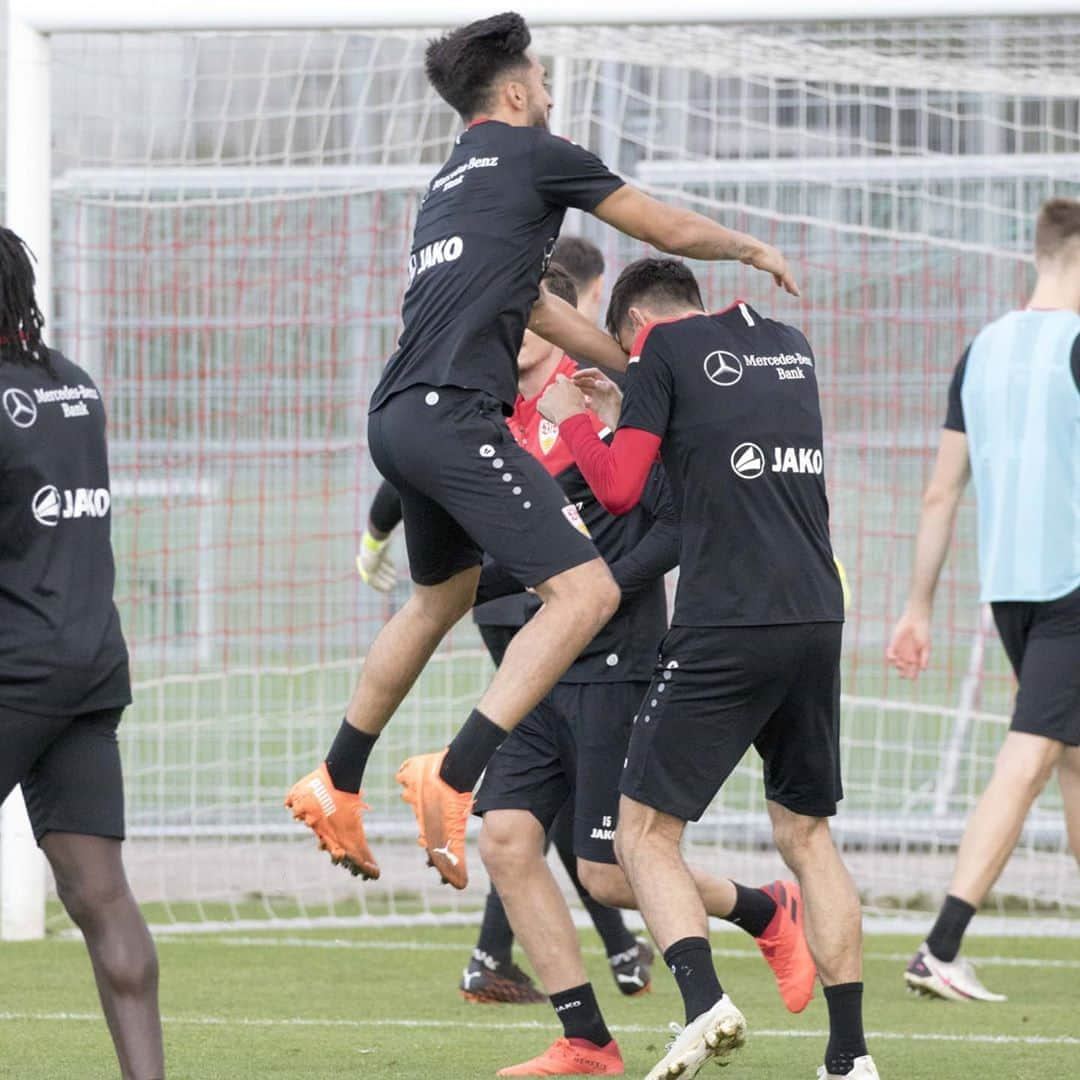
[618,303,843,628]
[944,334,1080,432]
[0,350,131,715]
[369,121,624,413]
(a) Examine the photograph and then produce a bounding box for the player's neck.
[519,349,563,400]
[1028,269,1080,313]
[471,108,530,129]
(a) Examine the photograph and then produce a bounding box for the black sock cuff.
[944,894,977,917]
[324,719,379,793]
[823,981,863,1001]
[440,709,507,793]
[663,936,711,966]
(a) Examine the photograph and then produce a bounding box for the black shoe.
[459,952,547,1005]
[609,936,654,996]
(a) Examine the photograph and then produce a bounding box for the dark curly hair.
[424,12,532,121]
[605,257,704,339]
[0,227,50,371]
[541,261,578,309]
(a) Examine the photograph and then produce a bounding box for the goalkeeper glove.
[356,530,396,593]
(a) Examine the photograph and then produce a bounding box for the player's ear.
[628,305,649,334]
[503,75,528,114]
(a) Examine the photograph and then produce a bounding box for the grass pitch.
[1,924,1078,1079]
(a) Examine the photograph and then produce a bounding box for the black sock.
[550,983,611,1047]
[474,884,514,965]
[724,882,778,939]
[823,982,868,1076]
[925,894,976,963]
[440,709,507,793]
[663,937,723,1025]
[323,719,378,794]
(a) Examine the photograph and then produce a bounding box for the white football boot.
[904,943,1006,1002]
[817,1055,881,1079]
[643,995,746,1080]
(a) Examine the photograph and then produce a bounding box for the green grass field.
[2,925,1078,1079]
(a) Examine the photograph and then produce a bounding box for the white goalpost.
[4,0,1079,940]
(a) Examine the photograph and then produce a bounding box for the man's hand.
[572,367,623,430]
[744,241,800,297]
[356,529,396,593]
[538,374,588,426]
[886,608,931,679]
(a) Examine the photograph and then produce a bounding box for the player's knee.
[577,861,629,908]
[543,561,620,628]
[771,810,830,868]
[993,737,1061,797]
[478,816,535,882]
[55,870,128,929]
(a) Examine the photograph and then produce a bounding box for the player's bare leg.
[767,802,871,1077]
[480,809,623,1076]
[480,811,589,994]
[42,833,163,1080]
[1058,744,1080,866]
[398,558,619,888]
[578,858,815,1012]
[946,731,1064,905]
[286,565,480,878]
[614,797,746,1078]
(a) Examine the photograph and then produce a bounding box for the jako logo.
[703,350,743,387]
[31,485,111,527]
[408,236,464,285]
[772,447,823,474]
[730,442,765,479]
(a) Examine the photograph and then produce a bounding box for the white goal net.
[3,8,1079,934]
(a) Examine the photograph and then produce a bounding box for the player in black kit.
[286,12,799,893]
[541,259,878,1080]
[0,228,163,1080]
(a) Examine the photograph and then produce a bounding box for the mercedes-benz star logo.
[3,387,37,428]
[32,485,61,526]
[730,442,765,479]
[703,350,743,387]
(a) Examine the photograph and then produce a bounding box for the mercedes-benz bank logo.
[3,387,37,428]
[703,350,742,387]
[731,442,765,479]
[32,485,61,526]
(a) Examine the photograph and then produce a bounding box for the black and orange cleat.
[756,878,816,1013]
[459,953,547,1005]
[284,763,380,880]
[396,748,472,889]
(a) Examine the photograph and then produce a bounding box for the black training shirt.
[0,350,131,715]
[369,121,624,413]
[617,303,843,628]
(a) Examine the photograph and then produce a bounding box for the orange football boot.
[284,763,379,880]
[395,748,473,889]
[756,878,816,1012]
[497,1038,624,1076]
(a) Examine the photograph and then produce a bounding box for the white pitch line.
[0,1012,1077,1047]
[149,934,1080,970]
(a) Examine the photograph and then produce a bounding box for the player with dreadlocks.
[0,226,164,1080]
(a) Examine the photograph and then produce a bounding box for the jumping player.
[0,227,163,1080]
[285,12,798,891]
[356,261,653,1004]
[888,197,1080,1002]
[540,259,877,1079]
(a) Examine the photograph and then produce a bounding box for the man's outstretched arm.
[528,285,630,371]
[886,429,971,679]
[592,186,800,296]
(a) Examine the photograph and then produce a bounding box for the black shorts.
[474,681,646,864]
[992,583,1080,746]
[621,622,844,822]
[0,704,125,843]
[368,385,598,588]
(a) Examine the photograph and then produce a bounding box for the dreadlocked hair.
[0,227,51,373]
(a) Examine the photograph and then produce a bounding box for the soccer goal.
[3,0,1079,939]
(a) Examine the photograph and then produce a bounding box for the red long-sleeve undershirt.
[559,413,661,515]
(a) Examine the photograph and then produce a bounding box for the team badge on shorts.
[562,503,591,537]
[539,418,559,455]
